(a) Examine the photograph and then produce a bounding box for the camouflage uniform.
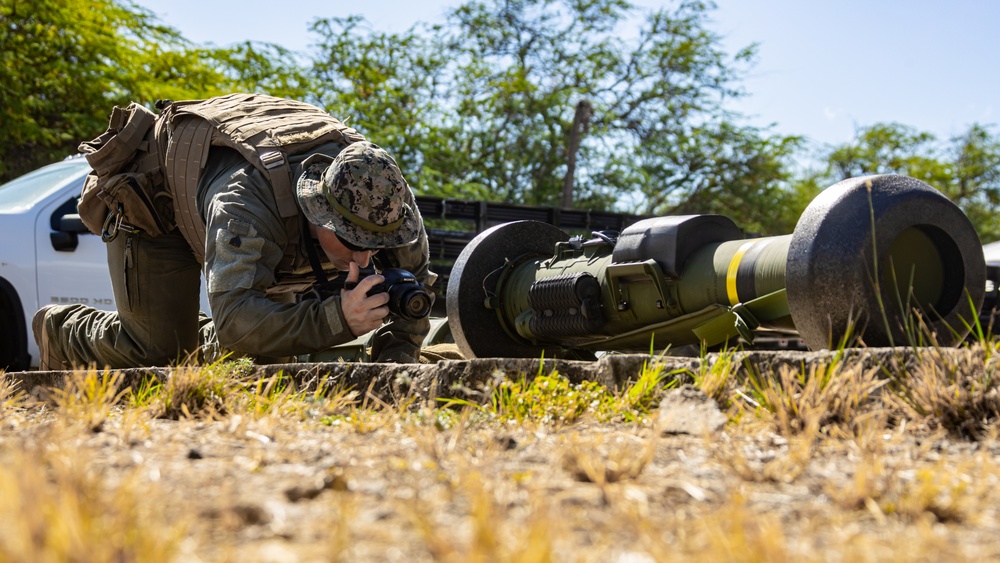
[35,139,434,369]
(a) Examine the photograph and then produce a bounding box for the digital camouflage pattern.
[296,141,419,249]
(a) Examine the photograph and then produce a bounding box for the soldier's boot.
[32,304,70,371]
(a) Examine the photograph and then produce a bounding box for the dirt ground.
[4,348,1000,562]
[6,409,1000,562]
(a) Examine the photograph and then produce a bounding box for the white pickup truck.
[1,157,108,370]
[0,156,211,370]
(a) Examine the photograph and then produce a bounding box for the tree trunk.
[562,99,593,208]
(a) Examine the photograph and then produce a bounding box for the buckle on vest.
[260,150,285,170]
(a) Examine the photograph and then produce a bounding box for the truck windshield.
[0,159,91,212]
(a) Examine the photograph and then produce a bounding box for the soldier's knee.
[139,332,200,366]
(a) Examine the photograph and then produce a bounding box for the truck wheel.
[0,280,29,371]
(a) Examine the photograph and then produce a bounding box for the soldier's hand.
[341,262,389,336]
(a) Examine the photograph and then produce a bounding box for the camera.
[348,268,434,320]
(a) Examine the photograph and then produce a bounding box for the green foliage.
[1,0,150,179]
[0,0,311,182]
[307,16,463,196]
[488,372,610,424]
[827,122,942,181]
[770,171,824,234]
[692,344,739,406]
[449,366,670,425]
[617,357,675,418]
[305,0,801,231]
[147,357,252,419]
[442,0,633,207]
[443,0,802,220]
[201,41,313,101]
[656,122,805,235]
[820,122,1000,241]
[5,0,995,236]
[946,124,1000,241]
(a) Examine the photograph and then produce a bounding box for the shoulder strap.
[160,94,366,267]
[164,116,213,263]
[168,95,365,219]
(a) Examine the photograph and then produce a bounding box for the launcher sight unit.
[446,175,986,358]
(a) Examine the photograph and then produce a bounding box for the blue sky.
[134,0,999,149]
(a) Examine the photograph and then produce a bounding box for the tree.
[945,124,1000,241]
[202,41,314,104]
[820,122,1000,241]
[1,0,807,235]
[2,0,130,179]
[0,0,311,182]
[441,0,780,211]
[307,16,461,196]
[306,0,801,232]
[658,121,804,235]
[826,122,947,185]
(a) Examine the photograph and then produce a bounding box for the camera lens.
[391,287,433,320]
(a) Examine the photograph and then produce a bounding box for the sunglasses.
[336,233,373,253]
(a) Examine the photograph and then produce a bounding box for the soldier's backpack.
[78,93,366,263]
[77,103,172,240]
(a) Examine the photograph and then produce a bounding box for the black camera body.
[348,268,434,320]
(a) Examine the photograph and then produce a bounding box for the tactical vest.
[161,93,366,264]
[79,93,365,270]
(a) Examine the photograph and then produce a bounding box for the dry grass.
[0,438,185,562]
[4,341,1000,561]
[884,342,1000,439]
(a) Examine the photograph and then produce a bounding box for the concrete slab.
[1,347,980,404]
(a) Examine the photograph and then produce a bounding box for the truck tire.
[0,279,30,372]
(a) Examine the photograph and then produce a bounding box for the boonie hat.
[296,141,419,249]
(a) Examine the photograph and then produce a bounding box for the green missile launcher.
[446,175,986,358]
